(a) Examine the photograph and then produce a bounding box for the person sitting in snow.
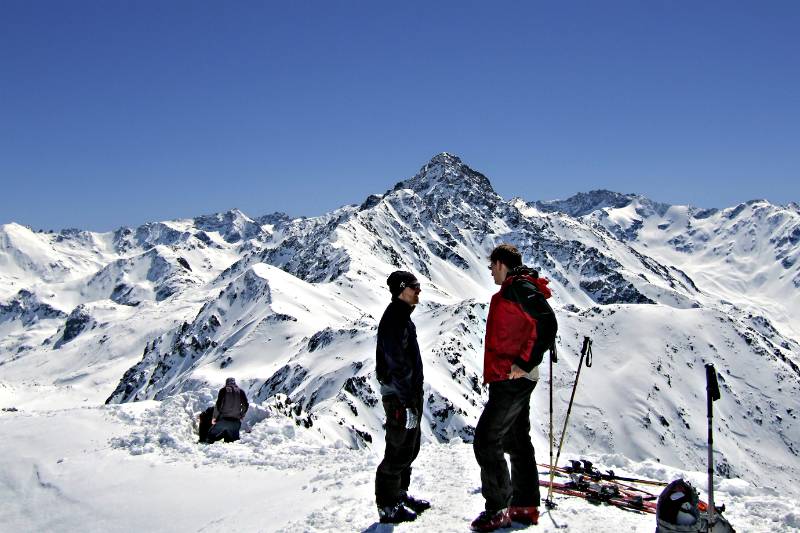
[197,405,215,443]
[205,377,249,444]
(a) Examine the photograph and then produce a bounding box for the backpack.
[515,273,558,368]
[656,479,735,533]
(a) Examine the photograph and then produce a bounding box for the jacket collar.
[390,297,415,316]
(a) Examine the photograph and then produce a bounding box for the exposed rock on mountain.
[0,289,67,327]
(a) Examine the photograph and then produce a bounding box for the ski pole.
[547,336,593,503]
[546,342,557,509]
[705,363,721,527]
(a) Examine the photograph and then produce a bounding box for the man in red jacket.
[471,244,558,532]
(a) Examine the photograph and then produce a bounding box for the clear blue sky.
[2,1,799,231]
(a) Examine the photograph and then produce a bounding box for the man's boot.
[378,502,417,524]
[401,491,431,513]
[509,506,539,525]
[470,508,511,532]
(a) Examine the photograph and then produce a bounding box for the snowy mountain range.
[2,153,799,522]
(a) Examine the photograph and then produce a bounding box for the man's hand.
[211,418,217,425]
[508,364,527,379]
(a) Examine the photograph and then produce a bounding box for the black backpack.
[657,479,701,530]
[656,479,735,533]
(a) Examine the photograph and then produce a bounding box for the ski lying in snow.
[539,468,660,501]
[539,460,713,516]
[538,460,669,487]
[539,479,658,514]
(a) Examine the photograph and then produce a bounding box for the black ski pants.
[206,417,241,443]
[473,378,540,511]
[375,394,422,507]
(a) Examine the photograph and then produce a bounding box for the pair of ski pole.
[546,336,593,507]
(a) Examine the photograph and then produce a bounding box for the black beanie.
[387,271,419,298]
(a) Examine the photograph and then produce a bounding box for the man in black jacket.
[374,270,430,524]
[206,377,249,444]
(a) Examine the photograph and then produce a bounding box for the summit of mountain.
[393,152,498,199]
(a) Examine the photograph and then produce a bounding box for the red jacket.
[484,273,554,383]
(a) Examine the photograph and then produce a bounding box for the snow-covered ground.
[2,391,798,532]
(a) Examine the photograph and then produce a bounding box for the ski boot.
[401,491,431,513]
[378,502,417,524]
[509,505,539,525]
[470,508,510,532]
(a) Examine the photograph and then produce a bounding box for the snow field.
[2,393,798,532]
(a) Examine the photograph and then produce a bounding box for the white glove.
[405,408,419,430]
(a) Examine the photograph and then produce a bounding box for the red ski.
[539,479,658,514]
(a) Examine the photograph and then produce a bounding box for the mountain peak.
[534,190,636,217]
[193,208,262,243]
[534,189,672,218]
[427,152,463,166]
[393,153,497,200]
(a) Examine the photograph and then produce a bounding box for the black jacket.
[213,385,249,420]
[376,299,424,407]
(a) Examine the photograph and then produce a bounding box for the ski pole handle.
[705,362,721,421]
[581,337,593,368]
[706,364,720,402]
